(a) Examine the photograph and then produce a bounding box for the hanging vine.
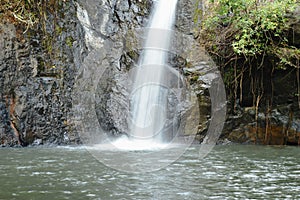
[196,0,299,111]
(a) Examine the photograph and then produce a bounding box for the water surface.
[0,145,299,199]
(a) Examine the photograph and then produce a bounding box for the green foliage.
[276,46,300,68]
[201,0,299,67]
[198,0,300,108]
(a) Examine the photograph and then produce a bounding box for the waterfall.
[129,0,178,142]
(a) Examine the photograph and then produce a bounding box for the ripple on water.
[0,145,299,199]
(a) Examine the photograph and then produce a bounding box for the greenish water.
[0,145,299,199]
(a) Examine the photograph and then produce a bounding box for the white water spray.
[129,0,178,142]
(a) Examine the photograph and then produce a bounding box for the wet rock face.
[89,0,300,145]
[0,24,17,146]
[73,0,154,139]
[0,2,86,146]
[225,105,300,145]
[3,0,297,146]
[176,0,196,35]
[75,0,213,140]
[76,1,300,146]
[0,0,217,145]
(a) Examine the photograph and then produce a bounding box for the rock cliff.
[0,0,299,146]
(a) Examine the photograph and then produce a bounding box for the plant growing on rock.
[196,0,300,144]
[0,0,64,32]
[198,0,299,109]
[0,0,42,33]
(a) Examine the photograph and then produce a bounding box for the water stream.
[129,0,178,142]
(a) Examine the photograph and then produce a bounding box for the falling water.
[129,0,178,142]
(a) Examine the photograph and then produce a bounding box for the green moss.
[56,26,63,35]
[192,0,203,25]
[66,36,74,48]
[42,34,53,54]
[190,75,199,83]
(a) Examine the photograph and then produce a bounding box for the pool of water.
[0,145,299,199]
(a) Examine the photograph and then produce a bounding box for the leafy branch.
[197,0,299,111]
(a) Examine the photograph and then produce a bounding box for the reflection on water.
[0,145,299,199]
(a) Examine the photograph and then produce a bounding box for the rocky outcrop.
[0,0,157,146]
[1,0,298,147]
[223,69,300,145]
[220,7,300,145]
[224,106,300,145]
[73,0,217,143]
[0,2,86,146]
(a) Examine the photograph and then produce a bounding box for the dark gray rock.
[72,0,217,144]
[7,0,299,147]
[0,1,86,146]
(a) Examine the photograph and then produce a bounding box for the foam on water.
[90,136,168,151]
